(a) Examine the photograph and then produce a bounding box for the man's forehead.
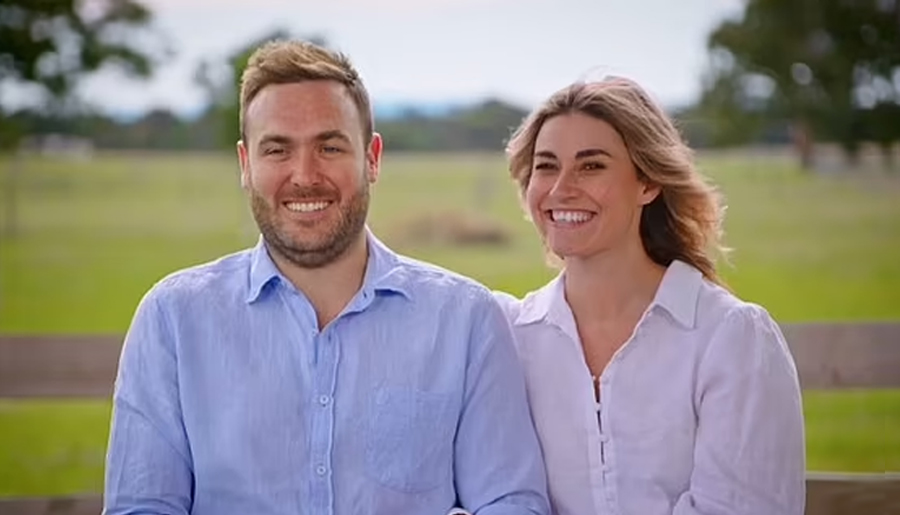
[247,81,355,118]
[245,81,361,141]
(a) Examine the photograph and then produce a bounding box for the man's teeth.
[285,201,330,213]
[551,210,593,223]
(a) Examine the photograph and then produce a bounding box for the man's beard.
[250,182,370,269]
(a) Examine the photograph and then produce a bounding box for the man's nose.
[288,150,322,186]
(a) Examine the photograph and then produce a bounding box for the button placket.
[310,328,339,512]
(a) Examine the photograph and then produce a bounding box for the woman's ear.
[639,179,662,206]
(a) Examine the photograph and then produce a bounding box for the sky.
[66,0,744,117]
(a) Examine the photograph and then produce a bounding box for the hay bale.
[393,210,512,247]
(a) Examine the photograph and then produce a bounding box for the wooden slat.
[0,475,898,514]
[0,495,101,515]
[0,322,898,398]
[784,322,900,389]
[806,473,900,515]
[0,334,122,398]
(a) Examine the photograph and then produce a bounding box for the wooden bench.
[1,322,899,514]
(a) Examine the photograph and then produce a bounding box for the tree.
[1,0,164,240]
[0,0,165,144]
[691,51,776,148]
[701,0,900,169]
[194,29,328,149]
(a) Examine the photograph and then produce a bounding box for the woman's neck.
[563,244,666,324]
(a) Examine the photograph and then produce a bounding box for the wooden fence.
[1,322,899,514]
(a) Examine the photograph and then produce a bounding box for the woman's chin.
[548,245,586,261]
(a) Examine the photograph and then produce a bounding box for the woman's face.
[525,112,659,261]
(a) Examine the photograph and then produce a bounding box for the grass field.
[1,150,899,496]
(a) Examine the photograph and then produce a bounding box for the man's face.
[237,81,382,268]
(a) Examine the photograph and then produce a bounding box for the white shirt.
[494,260,806,515]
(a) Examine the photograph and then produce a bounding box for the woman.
[495,77,806,515]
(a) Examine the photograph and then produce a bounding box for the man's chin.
[265,228,359,268]
[274,233,333,255]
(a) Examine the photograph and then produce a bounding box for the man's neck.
[272,232,370,330]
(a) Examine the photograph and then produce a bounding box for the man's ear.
[366,132,383,183]
[237,139,250,189]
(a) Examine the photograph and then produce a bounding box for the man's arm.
[453,291,550,515]
[104,288,194,515]
[672,304,806,515]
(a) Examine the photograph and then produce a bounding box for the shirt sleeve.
[104,287,194,515]
[453,291,551,515]
[673,303,806,515]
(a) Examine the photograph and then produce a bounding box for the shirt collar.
[361,228,412,300]
[246,236,283,303]
[651,259,703,329]
[246,227,411,304]
[514,259,703,330]
[516,272,565,326]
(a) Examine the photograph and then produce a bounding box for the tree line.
[2,0,898,167]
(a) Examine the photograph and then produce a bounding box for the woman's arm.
[673,303,806,515]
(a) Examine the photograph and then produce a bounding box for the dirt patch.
[389,209,512,247]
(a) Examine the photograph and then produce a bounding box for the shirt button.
[318,395,331,406]
[316,465,327,476]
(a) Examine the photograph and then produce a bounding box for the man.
[103,40,549,515]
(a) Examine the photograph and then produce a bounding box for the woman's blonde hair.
[506,77,729,285]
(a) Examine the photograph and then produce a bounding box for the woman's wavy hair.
[506,77,729,285]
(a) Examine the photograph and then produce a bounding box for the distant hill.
[103,100,487,124]
[5,97,745,153]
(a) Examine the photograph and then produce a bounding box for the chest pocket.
[365,387,457,493]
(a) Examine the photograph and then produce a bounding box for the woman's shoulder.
[693,279,796,373]
[490,289,524,322]
[695,277,780,334]
[491,275,564,326]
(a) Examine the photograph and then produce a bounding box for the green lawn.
[1,150,898,496]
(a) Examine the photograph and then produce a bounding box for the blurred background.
[1,0,898,502]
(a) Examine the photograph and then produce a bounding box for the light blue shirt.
[104,230,549,515]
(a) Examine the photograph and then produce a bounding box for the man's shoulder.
[144,248,253,304]
[391,253,494,303]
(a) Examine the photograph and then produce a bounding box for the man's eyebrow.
[257,134,293,147]
[314,130,352,143]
